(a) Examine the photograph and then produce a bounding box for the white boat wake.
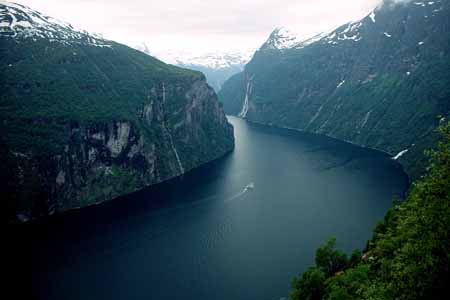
[225,182,255,203]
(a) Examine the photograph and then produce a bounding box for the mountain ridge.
[219,0,450,179]
[1,1,234,222]
[133,44,254,91]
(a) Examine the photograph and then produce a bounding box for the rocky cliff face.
[0,2,234,222]
[9,79,233,221]
[219,0,450,179]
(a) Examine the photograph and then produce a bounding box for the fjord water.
[29,117,408,300]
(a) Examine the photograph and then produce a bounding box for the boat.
[244,182,255,191]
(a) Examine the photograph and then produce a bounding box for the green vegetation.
[219,1,450,180]
[1,21,234,221]
[290,122,450,300]
[0,38,200,153]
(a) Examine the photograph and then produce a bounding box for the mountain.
[0,1,234,222]
[260,27,327,51]
[176,52,250,93]
[135,42,151,56]
[134,45,253,92]
[219,0,450,179]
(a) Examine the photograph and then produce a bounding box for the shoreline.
[15,145,236,225]
[228,115,411,186]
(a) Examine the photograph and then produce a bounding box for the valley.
[24,117,408,300]
[219,0,450,180]
[3,1,450,299]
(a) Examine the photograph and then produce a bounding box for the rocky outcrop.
[0,2,234,222]
[6,77,233,221]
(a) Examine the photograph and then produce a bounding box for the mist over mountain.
[133,43,254,92]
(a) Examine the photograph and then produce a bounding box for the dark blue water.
[26,117,408,300]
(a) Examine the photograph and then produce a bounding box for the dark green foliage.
[325,265,371,300]
[219,0,450,180]
[0,4,234,221]
[0,38,200,151]
[290,267,326,300]
[348,249,361,268]
[290,122,450,300]
[315,237,349,277]
[218,72,246,115]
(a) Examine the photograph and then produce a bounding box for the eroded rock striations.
[0,2,234,222]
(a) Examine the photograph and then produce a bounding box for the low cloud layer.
[18,0,382,53]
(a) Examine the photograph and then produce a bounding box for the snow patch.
[0,1,113,48]
[295,32,330,49]
[369,11,376,23]
[263,27,330,51]
[264,27,305,50]
[393,149,409,160]
[332,21,363,42]
[140,46,254,70]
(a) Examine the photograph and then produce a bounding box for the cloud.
[16,0,382,53]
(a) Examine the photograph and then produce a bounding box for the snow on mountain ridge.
[322,0,442,45]
[263,27,306,50]
[261,26,335,51]
[262,0,441,52]
[262,15,369,51]
[176,51,254,69]
[134,43,254,70]
[0,1,112,47]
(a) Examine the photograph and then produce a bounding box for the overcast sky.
[17,0,382,54]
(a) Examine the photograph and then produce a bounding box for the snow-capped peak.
[133,44,255,70]
[170,51,254,69]
[264,27,305,50]
[0,1,112,48]
[262,0,442,52]
[261,26,333,52]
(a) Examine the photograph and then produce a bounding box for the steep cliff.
[219,0,450,179]
[0,2,234,222]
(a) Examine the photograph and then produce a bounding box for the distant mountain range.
[0,1,234,222]
[134,43,254,92]
[219,0,450,179]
